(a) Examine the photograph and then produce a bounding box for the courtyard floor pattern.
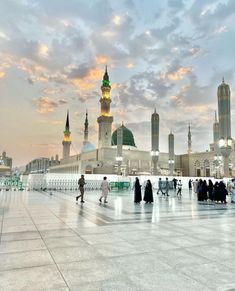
[0,189,235,290]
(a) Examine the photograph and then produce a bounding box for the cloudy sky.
[0,0,235,166]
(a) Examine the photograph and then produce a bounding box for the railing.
[109,182,130,191]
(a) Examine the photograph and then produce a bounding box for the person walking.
[165,177,170,196]
[218,181,227,204]
[188,179,192,190]
[231,179,235,203]
[144,180,154,203]
[99,177,110,203]
[177,180,182,196]
[157,178,164,195]
[193,179,198,194]
[172,178,177,190]
[134,177,142,203]
[76,174,86,203]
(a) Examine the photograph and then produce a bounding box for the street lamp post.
[151,150,159,175]
[219,137,232,177]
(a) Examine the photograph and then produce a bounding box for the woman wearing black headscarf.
[134,177,142,203]
[144,180,154,203]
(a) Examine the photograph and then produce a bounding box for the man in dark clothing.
[172,178,177,190]
[76,175,86,203]
[165,177,169,196]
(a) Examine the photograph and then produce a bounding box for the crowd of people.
[75,175,235,205]
[134,177,183,204]
[192,178,235,203]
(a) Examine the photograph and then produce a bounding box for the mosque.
[50,68,235,178]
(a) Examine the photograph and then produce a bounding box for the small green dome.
[111,125,136,147]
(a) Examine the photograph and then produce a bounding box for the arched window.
[194,160,201,177]
[203,159,210,177]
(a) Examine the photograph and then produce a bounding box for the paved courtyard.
[0,189,235,290]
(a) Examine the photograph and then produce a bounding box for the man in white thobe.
[99,177,110,203]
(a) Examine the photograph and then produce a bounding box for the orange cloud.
[35,96,58,113]
[165,67,192,81]
[0,71,5,78]
[96,56,108,65]
[69,67,103,91]
[127,63,134,69]
[38,44,49,58]
[87,68,103,81]
[70,79,96,91]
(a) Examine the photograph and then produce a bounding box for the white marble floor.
[1,189,235,290]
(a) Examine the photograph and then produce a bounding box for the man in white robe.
[99,177,110,203]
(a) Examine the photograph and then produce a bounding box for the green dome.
[111,125,136,147]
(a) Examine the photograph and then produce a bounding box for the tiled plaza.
[1,189,235,290]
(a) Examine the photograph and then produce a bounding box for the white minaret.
[62,110,71,159]
[188,124,192,154]
[97,66,113,148]
[217,78,232,177]
[151,108,159,175]
[168,130,175,176]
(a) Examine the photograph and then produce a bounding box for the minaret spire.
[102,65,110,87]
[65,110,70,131]
[84,110,89,144]
[62,110,71,159]
[188,123,192,154]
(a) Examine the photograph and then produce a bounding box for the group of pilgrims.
[133,177,182,204]
[191,178,235,204]
[134,177,235,204]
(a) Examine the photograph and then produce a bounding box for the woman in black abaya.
[144,180,154,203]
[134,177,142,203]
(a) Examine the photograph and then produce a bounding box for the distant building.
[25,156,60,174]
[0,151,12,176]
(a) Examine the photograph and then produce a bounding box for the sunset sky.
[0,0,235,166]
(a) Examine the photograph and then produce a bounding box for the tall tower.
[217,78,232,177]
[217,78,231,140]
[188,124,192,154]
[83,110,89,145]
[151,108,159,175]
[213,111,219,149]
[168,130,175,176]
[97,66,113,148]
[62,110,71,159]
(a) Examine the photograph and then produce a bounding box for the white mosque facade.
[50,69,235,178]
